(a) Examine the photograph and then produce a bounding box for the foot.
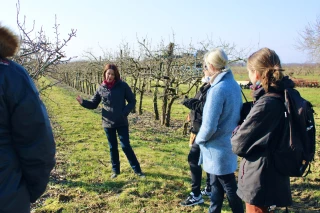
[180,192,204,206]
[201,186,212,197]
[135,172,146,178]
[110,172,120,179]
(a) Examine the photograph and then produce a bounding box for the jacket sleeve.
[182,98,205,114]
[81,89,101,109]
[231,98,283,157]
[9,67,56,203]
[122,82,136,116]
[195,87,223,144]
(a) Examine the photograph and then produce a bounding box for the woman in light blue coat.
[195,49,244,213]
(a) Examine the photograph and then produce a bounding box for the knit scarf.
[103,80,115,89]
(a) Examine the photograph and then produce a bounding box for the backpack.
[269,88,316,177]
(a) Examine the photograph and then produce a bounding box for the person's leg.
[104,128,120,174]
[188,142,202,197]
[117,126,142,173]
[245,203,269,213]
[205,173,211,189]
[218,173,244,213]
[180,140,204,206]
[200,172,212,196]
[208,174,225,213]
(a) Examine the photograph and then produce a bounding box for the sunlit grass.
[33,75,320,213]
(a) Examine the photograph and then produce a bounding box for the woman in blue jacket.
[195,49,244,213]
[76,64,144,178]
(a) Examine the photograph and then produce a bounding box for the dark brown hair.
[103,63,120,81]
[247,48,285,92]
[0,25,20,58]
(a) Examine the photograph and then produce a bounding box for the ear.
[209,63,217,72]
[254,70,261,80]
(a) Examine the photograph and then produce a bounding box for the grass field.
[32,75,320,213]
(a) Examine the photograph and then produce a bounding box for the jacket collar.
[102,79,121,88]
[210,69,232,87]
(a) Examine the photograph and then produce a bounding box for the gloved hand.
[182,98,197,109]
[181,95,190,106]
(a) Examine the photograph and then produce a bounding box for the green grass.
[32,76,320,213]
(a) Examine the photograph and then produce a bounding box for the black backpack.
[269,88,316,177]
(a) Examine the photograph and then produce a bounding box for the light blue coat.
[195,70,242,175]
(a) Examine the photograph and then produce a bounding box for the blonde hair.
[247,47,284,92]
[205,48,228,70]
[204,48,229,83]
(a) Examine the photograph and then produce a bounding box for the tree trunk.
[138,77,146,115]
[131,77,138,113]
[165,96,178,127]
[161,42,174,126]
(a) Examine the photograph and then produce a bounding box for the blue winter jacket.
[0,58,56,213]
[195,70,242,175]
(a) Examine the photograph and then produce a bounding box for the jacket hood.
[0,25,20,58]
[253,76,295,100]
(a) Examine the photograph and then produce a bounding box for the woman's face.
[205,63,218,76]
[248,67,259,85]
[105,69,115,82]
[203,64,210,76]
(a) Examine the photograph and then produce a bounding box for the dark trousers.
[188,142,211,197]
[209,173,244,213]
[104,126,141,174]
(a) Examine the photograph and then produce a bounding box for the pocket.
[239,159,247,181]
[0,149,17,183]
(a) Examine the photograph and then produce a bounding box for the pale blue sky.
[1,0,319,63]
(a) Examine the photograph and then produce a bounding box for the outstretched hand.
[76,95,83,105]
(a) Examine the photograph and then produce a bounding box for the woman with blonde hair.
[232,48,293,212]
[195,49,244,213]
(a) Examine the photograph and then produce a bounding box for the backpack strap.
[240,88,248,103]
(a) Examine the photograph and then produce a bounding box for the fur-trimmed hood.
[0,24,20,58]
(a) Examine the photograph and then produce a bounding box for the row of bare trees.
[52,37,247,127]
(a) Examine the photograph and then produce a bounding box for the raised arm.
[231,98,284,157]
[80,89,102,109]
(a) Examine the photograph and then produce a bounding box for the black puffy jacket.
[0,57,56,213]
[81,80,136,128]
[182,83,210,133]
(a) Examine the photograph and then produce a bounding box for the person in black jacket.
[180,71,212,206]
[0,25,56,213]
[231,48,292,213]
[76,64,144,178]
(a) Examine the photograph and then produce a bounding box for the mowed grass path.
[34,79,320,213]
[35,81,219,213]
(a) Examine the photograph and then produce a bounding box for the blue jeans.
[104,126,141,174]
[209,173,244,213]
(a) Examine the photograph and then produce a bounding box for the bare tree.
[297,16,320,63]
[12,0,77,92]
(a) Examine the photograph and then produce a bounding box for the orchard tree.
[297,16,320,63]
[12,0,77,91]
